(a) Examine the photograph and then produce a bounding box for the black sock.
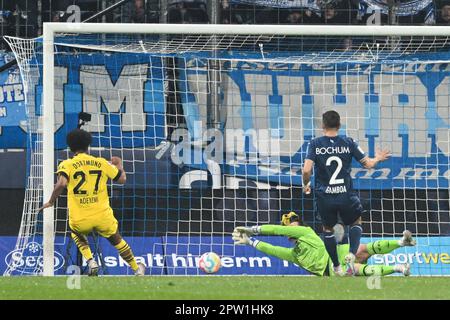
[323,231,340,267]
[349,224,363,255]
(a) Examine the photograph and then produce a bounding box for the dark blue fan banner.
[229,0,319,9]
[359,0,435,24]
[360,0,434,16]
[230,0,434,16]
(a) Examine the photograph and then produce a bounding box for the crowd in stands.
[0,0,449,44]
[438,1,450,23]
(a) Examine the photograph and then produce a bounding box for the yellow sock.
[71,232,93,261]
[114,239,138,271]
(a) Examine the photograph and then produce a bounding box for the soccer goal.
[4,23,450,276]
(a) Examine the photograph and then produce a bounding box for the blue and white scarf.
[229,0,320,10]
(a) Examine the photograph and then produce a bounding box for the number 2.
[326,156,344,185]
[73,172,87,195]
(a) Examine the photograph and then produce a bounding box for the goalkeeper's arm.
[38,174,68,211]
[232,231,297,264]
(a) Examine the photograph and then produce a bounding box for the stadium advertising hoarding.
[0,52,449,190]
[0,236,448,276]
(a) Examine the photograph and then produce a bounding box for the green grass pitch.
[0,276,449,300]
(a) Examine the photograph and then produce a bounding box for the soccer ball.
[198,252,221,274]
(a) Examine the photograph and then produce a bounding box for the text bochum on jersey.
[306,136,365,194]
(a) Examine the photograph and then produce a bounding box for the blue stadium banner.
[230,0,319,9]
[0,236,448,276]
[0,53,26,127]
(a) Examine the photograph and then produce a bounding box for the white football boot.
[344,253,356,276]
[394,263,411,276]
[135,262,146,276]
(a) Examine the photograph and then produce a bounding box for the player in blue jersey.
[302,110,391,276]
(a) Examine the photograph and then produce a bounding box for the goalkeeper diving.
[232,212,415,276]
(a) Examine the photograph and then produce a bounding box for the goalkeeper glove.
[232,231,252,245]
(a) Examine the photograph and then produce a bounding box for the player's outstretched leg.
[71,232,98,276]
[395,263,411,276]
[108,232,145,276]
[356,263,411,276]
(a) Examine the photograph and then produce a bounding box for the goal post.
[42,24,55,277]
[7,22,450,276]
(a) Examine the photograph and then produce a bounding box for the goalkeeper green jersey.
[259,225,347,276]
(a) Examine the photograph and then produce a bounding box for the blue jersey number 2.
[326,156,344,185]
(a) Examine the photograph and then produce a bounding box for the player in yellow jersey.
[40,129,145,276]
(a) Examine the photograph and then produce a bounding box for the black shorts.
[315,191,363,228]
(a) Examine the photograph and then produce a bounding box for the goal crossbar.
[43,23,450,37]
